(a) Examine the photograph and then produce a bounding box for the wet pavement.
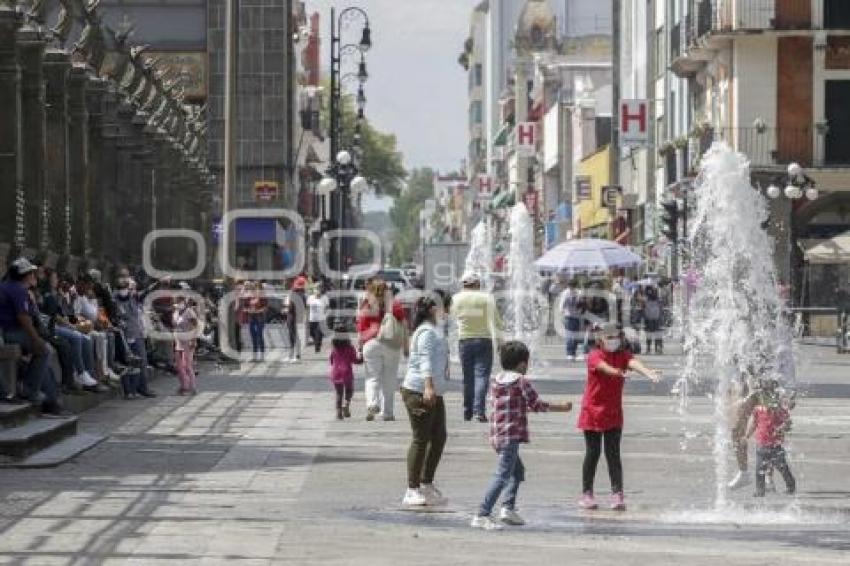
[0,353,847,564]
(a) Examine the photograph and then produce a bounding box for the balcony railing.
[709,126,849,168]
[688,0,814,42]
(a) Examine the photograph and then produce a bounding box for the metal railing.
[687,0,814,43]
[712,126,818,168]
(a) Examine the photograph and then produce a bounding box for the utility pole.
[611,0,621,188]
[222,0,239,273]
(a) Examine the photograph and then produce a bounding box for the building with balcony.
[658,0,850,306]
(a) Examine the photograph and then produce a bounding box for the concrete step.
[0,432,106,469]
[0,403,34,429]
[63,385,119,414]
[0,416,77,460]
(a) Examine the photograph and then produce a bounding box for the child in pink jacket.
[330,335,362,420]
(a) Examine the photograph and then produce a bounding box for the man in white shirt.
[307,287,329,353]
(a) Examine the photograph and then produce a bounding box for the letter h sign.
[620,100,648,145]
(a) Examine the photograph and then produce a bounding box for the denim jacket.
[402,322,448,396]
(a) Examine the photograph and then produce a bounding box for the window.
[470,101,483,125]
[825,0,850,29]
[475,64,483,87]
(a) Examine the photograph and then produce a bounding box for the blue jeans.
[2,328,56,402]
[459,338,493,418]
[565,316,582,357]
[478,441,525,516]
[249,315,265,354]
[54,326,93,375]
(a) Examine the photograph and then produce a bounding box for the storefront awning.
[489,190,515,210]
[493,123,512,147]
[801,231,850,264]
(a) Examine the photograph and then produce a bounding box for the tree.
[389,168,435,266]
[322,86,407,197]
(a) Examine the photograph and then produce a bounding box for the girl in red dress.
[577,323,661,511]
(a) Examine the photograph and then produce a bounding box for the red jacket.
[577,348,633,431]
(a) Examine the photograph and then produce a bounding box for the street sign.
[602,185,621,208]
[254,180,279,202]
[620,99,649,145]
[575,176,592,201]
[516,122,537,157]
[477,174,493,196]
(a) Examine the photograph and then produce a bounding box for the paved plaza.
[0,342,848,565]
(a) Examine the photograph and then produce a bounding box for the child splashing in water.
[747,378,796,497]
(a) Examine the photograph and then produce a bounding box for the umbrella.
[535,238,643,273]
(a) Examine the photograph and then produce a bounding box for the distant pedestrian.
[470,341,572,530]
[307,286,329,353]
[642,287,663,354]
[577,323,661,512]
[329,332,362,420]
[173,297,199,395]
[245,282,268,362]
[453,272,502,422]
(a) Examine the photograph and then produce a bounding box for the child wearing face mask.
[577,323,662,512]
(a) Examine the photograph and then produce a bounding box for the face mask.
[603,338,621,352]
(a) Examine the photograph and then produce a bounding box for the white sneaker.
[470,515,503,530]
[75,371,98,387]
[566,355,576,362]
[576,353,585,362]
[728,471,751,490]
[105,369,121,385]
[420,484,448,506]
[498,507,525,526]
[402,488,427,507]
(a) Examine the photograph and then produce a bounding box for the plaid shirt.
[488,371,549,450]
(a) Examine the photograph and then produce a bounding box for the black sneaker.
[476,414,488,423]
[138,390,157,398]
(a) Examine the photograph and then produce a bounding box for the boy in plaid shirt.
[471,341,572,530]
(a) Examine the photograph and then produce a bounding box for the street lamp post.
[326,6,371,282]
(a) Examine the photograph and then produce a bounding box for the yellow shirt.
[452,290,503,340]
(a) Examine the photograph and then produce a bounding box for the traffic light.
[661,201,679,242]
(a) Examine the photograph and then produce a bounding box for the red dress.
[577,348,634,431]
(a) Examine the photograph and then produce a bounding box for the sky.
[305,0,481,211]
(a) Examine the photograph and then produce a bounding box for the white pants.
[363,340,401,417]
[89,331,109,375]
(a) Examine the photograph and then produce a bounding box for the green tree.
[323,88,407,197]
[389,168,435,266]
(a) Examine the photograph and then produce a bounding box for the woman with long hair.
[400,295,449,506]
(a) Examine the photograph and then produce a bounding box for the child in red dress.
[577,323,661,511]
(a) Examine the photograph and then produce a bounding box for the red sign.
[620,99,648,145]
[516,122,537,157]
[478,174,493,195]
[254,181,279,202]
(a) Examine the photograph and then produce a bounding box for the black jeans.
[755,445,796,496]
[402,388,447,489]
[334,382,353,409]
[309,321,323,352]
[582,429,623,494]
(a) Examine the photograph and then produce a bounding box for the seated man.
[0,258,65,415]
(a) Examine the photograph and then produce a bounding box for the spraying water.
[683,143,797,509]
[507,204,541,354]
[464,221,493,291]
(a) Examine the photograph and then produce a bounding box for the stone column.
[85,77,106,258]
[43,49,71,255]
[97,85,120,262]
[67,64,90,258]
[0,6,23,250]
[17,24,46,253]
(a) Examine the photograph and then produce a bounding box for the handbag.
[377,312,405,349]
